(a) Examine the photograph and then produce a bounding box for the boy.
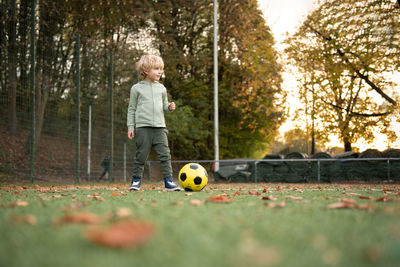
[127,55,181,191]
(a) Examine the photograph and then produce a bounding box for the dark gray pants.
[132,127,172,179]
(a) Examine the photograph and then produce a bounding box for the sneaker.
[129,177,141,191]
[164,177,182,191]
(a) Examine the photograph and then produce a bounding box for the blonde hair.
[136,55,164,80]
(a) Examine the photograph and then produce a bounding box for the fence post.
[87,105,92,181]
[254,161,258,183]
[109,52,114,182]
[147,161,151,182]
[317,159,321,184]
[387,159,390,181]
[123,143,126,182]
[29,0,36,183]
[75,33,80,183]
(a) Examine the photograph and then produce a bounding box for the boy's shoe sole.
[164,187,182,192]
[129,187,140,191]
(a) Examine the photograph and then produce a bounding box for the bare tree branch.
[308,85,392,117]
[305,23,397,106]
[327,102,392,117]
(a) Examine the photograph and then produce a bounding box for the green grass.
[1,182,400,267]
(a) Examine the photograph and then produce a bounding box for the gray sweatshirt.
[127,80,171,131]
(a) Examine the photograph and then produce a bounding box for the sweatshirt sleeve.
[162,86,170,112]
[127,85,138,131]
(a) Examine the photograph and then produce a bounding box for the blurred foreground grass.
[1,182,400,267]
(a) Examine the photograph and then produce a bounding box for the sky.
[256,0,400,152]
[257,0,316,45]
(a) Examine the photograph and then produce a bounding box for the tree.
[217,0,285,157]
[149,0,284,159]
[285,0,400,151]
[2,0,284,163]
[7,0,17,134]
[149,0,214,158]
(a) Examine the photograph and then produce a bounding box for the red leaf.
[376,197,393,202]
[359,196,374,200]
[207,194,233,203]
[54,212,102,225]
[261,195,278,201]
[232,190,241,196]
[85,220,156,249]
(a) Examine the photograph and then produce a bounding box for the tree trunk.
[7,0,17,135]
[18,0,29,114]
[0,0,6,96]
[35,87,49,146]
[344,138,352,152]
[30,0,55,147]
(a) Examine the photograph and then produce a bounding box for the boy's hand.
[128,130,135,139]
[168,102,176,111]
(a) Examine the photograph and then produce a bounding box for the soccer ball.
[178,163,208,191]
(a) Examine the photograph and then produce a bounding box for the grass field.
[1,182,400,267]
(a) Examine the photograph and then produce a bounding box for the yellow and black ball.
[178,163,208,191]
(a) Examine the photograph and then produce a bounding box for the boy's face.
[145,67,163,82]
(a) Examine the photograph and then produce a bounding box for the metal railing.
[145,158,400,183]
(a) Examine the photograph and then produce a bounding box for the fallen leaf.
[172,201,183,206]
[190,199,204,206]
[346,192,361,196]
[10,200,29,207]
[249,191,261,196]
[54,212,102,225]
[85,220,156,249]
[232,190,241,196]
[359,195,374,200]
[287,195,303,200]
[376,197,393,202]
[381,206,395,214]
[110,193,120,197]
[87,194,106,201]
[207,194,233,203]
[264,201,286,208]
[12,214,37,225]
[261,195,278,201]
[115,208,131,218]
[358,203,373,211]
[326,202,353,209]
[185,193,193,196]
[338,198,357,204]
